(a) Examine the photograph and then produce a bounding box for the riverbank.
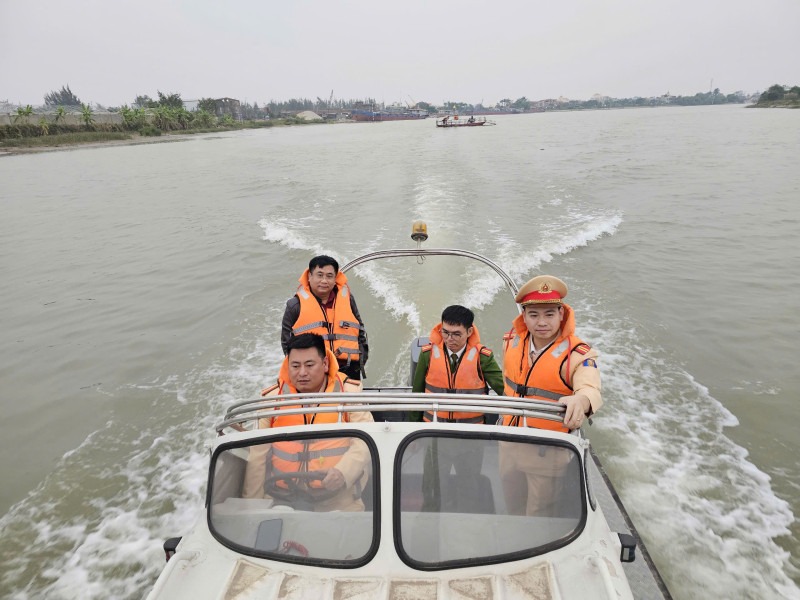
[748,100,800,108]
[0,118,332,157]
[0,131,195,156]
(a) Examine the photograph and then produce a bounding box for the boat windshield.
[208,432,378,567]
[397,432,585,568]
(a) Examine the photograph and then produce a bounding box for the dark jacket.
[281,287,369,379]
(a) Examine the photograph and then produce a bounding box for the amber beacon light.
[411,221,428,244]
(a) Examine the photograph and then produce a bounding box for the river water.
[1,105,798,599]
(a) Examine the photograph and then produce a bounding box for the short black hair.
[287,333,326,359]
[441,305,474,329]
[309,255,339,274]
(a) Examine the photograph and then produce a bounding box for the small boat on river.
[436,115,496,127]
[147,224,671,600]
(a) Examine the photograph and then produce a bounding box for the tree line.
[753,84,800,107]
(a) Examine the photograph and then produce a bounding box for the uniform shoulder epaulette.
[502,332,513,341]
[573,343,591,355]
[479,347,492,356]
[421,344,432,352]
[260,382,280,397]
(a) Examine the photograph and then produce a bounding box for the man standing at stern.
[412,304,504,423]
[502,275,601,431]
[281,255,368,381]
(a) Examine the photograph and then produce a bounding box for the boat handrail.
[216,391,567,433]
[340,248,520,306]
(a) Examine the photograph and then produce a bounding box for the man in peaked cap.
[501,275,601,431]
[499,275,602,516]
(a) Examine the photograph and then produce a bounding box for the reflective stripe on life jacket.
[291,269,362,364]
[423,323,487,423]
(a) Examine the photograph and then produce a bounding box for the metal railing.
[341,248,520,310]
[217,391,566,433]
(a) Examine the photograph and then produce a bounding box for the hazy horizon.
[2,0,798,108]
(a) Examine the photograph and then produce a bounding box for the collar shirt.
[446,345,467,360]
[529,337,554,359]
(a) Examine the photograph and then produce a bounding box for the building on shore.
[215,98,242,121]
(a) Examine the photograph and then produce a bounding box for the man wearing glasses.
[281,255,368,381]
[411,305,504,422]
[411,305,504,512]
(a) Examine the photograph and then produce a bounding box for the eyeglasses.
[441,329,464,340]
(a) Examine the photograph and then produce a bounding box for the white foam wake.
[461,210,623,310]
[579,307,799,600]
[0,309,287,600]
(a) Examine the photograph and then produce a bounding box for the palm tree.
[54,106,66,124]
[194,109,215,128]
[13,105,34,124]
[80,103,94,128]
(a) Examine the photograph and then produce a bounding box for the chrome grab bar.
[217,392,566,433]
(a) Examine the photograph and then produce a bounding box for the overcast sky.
[1,0,798,107]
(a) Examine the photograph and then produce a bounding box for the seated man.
[411,305,504,512]
[281,255,368,381]
[242,333,372,512]
[500,275,601,516]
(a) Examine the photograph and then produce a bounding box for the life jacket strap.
[423,411,484,424]
[338,320,364,330]
[504,377,563,401]
[424,382,484,395]
[272,446,349,462]
[330,333,359,342]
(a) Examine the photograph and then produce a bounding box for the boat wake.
[0,309,286,600]
[581,307,799,600]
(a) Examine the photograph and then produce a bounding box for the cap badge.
[539,282,551,293]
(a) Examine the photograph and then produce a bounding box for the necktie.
[450,353,459,373]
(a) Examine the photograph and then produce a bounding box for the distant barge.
[350,107,429,122]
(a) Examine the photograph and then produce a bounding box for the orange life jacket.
[291,269,362,365]
[502,304,589,433]
[422,323,489,424]
[264,351,354,489]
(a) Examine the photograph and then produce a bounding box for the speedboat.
[147,224,671,599]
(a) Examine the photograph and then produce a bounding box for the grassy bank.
[0,117,330,152]
[1,131,133,148]
[749,99,800,108]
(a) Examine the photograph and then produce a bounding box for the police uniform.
[411,322,504,512]
[500,275,601,516]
